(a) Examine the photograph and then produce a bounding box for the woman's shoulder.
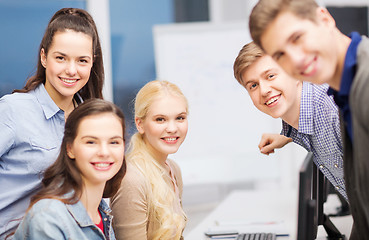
[121,162,148,186]
[0,91,40,117]
[29,198,67,215]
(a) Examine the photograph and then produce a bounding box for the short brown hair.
[249,0,319,48]
[233,41,265,85]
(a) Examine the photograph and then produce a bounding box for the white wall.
[153,22,307,193]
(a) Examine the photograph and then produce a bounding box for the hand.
[258,133,292,155]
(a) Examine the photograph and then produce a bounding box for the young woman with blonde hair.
[111,80,188,240]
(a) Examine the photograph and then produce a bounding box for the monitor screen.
[297,152,318,240]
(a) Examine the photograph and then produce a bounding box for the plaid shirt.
[282,82,346,200]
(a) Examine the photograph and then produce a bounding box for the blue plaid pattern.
[282,82,346,200]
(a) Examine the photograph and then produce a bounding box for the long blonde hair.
[128,80,188,239]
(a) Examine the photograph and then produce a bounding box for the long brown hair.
[30,99,126,207]
[14,8,104,100]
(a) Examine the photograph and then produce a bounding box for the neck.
[80,182,105,224]
[281,82,302,130]
[329,31,352,91]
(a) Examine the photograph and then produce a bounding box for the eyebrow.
[52,51,92,59]
[81,135,123,139]
[152,112,187,117]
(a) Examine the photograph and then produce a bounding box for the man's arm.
[258,133,292,155]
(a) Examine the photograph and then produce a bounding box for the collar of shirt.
[34,84,62,119]
[66,198,112,227]
[34,84,83,119]
[327,32,362,142]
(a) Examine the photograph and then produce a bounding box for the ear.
[316,7,336,27]
[40,48,47,68]
[66,143,75,159]
[135,117,145,134]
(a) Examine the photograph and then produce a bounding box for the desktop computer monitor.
[297,152,317,240]
[297,152,345,240]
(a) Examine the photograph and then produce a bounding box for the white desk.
[185,189,353,240]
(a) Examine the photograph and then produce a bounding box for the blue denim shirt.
[0,84,82,238]
[13,198,115,240]
[0,84,65,238]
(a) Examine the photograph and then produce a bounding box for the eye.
[86,140,96,144]
[155,117,165,122]
[110,140,121,145]
[177,115,186,121]
[274,52,284,61]
[247,82,258,91]
[79,58,89,64]
[292,33,302,43]
[267,73,276,80]
[56,56,65,61]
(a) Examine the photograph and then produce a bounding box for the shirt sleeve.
[111,165,149,240]
[0,99,16,157]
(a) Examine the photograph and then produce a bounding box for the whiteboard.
[153,21,305,187]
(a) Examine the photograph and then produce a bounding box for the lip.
[301,56,317,77]
[59,77,79,86]
[91,162,114,171]
[265,94,281,107]
[161,136,179,144]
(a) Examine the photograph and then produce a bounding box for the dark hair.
[14,8,104,100]
[29,99,126,207]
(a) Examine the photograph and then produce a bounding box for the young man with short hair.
[249,0,369,237]
[233,41,346,200]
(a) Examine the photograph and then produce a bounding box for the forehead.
[77,113,123,135]
[49,30,93,55]
[147,94,187,115]
[260,11,314,54]
[242,55,279,81]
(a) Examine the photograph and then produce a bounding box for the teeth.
[94,163,110,168]
[303,62,314,75]
[266,96,279,105]
[61,78,77,84]
[164,137,177,142]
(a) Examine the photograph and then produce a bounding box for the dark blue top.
[328,32,362,142]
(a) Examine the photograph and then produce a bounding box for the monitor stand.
[322,213,345,240]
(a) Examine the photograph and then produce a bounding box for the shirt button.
[104,218,108,221]
[335,186,340,190]
[319,165,324,169]
[334,164,338,168]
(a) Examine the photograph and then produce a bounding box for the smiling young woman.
[111,80,188,240]
[0,8,104,237]
[13,99,126,240]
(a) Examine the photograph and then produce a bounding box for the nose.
[98,143,109,158]
[166,120,178,133]
[284,46,304,73]
[259,79,272,97]
[66,61,77,76]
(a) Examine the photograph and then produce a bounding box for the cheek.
[250,93,261,107]
[79,67,92,79]
[180,122,189,135]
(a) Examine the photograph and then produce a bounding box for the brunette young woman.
[0,8,104,237]
[13,99,126,240]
